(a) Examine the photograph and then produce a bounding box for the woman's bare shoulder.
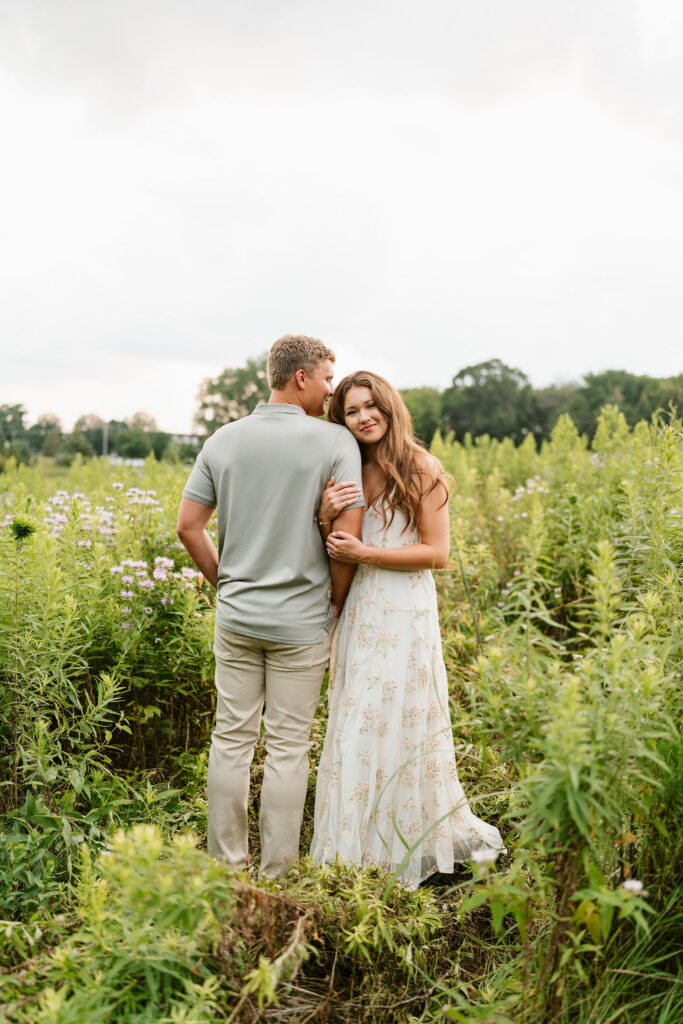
[412,449,443,482]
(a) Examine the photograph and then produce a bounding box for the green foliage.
[0,826,238,1023]
[0,404,27,443]
[0,462,216,919]
[195,355,269,435]
[441,359,538,443]
[401,386,443,445]
[0,408,681,1022]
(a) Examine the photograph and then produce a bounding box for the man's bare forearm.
[330,559,356,614]
[328,506,363,614]
[177,527,219,588]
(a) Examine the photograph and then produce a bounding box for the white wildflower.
[470,848,500,866]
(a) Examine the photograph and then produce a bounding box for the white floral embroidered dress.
[311,504,504,886]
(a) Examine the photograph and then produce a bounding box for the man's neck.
[269,387,311,413]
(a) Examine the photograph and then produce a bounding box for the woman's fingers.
[331,483,361,502]
[331,480,360,493]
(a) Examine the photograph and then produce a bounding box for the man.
[177,334,364,876]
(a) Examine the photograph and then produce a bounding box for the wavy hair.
[327,371,450,532]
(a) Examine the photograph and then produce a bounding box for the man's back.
[182,403,363,644]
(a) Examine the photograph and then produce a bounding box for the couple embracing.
[177,334,502,887]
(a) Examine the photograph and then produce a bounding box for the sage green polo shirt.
[182,403,364,644]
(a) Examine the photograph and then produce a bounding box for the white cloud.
[1,1,682,432]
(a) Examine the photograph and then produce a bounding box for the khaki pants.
[207,625,331,877]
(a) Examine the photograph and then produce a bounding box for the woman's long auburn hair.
[327,371,450,533]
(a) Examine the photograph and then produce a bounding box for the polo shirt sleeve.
[332,431,365,509]
[182,448,217,507]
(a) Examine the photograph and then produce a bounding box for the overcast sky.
[1,0,682,433]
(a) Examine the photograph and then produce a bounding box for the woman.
[310,371,504,886]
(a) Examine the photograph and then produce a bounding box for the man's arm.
[329,506,362,615]
[176,496,219,588]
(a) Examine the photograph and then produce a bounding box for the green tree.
[441,359,538,441]
[42,428,62,457]
[57,430,94,465]
[401,387,443,446]
[150,431,172,460]
[26,413,63,453]
[113,427,152,459]
[566,370,683,436]
[195,355,269,435]
[534,383,580,437]
[0,404,27,445]
[125,412,158,432]
[74,413,106,454]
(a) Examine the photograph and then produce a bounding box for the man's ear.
[294,368,307,390]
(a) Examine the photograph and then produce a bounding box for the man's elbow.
[432,545,450,570]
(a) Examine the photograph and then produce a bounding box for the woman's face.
[343,385,389,444]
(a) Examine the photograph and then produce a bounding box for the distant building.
[170,433,203,446]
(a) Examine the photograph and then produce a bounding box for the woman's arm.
[316,476,362,542]
[325,464,450,571]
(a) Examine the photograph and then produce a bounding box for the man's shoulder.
[302,418,352,439]
[203,418,247,444]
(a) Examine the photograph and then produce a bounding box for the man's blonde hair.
[266,334,335,390]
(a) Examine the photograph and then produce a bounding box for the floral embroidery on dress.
[361,704,387,735]
[373,630,398,656]
[311,503,505,886]
[382,678,396,702]
[355,624,372,647]
[407,819,423,841]
[350,781,370,807]
[402,705,421,728]
[339,694,356,715]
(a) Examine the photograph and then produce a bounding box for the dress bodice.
[361,504,420,549]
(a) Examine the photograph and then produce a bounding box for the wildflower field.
[0,406,681,1024]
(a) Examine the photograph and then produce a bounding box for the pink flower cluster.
[110,555,203,630]
[126,487,161,508]
[43,491,118,539]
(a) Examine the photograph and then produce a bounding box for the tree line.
[194,355,683,445]
[0,408,201,469]
[4,356,681,470]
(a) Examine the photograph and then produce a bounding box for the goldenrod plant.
[0,409,680,1022]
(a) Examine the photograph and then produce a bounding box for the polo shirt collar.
[252,403,306,417]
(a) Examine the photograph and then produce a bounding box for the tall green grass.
[0,408,680,1022]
